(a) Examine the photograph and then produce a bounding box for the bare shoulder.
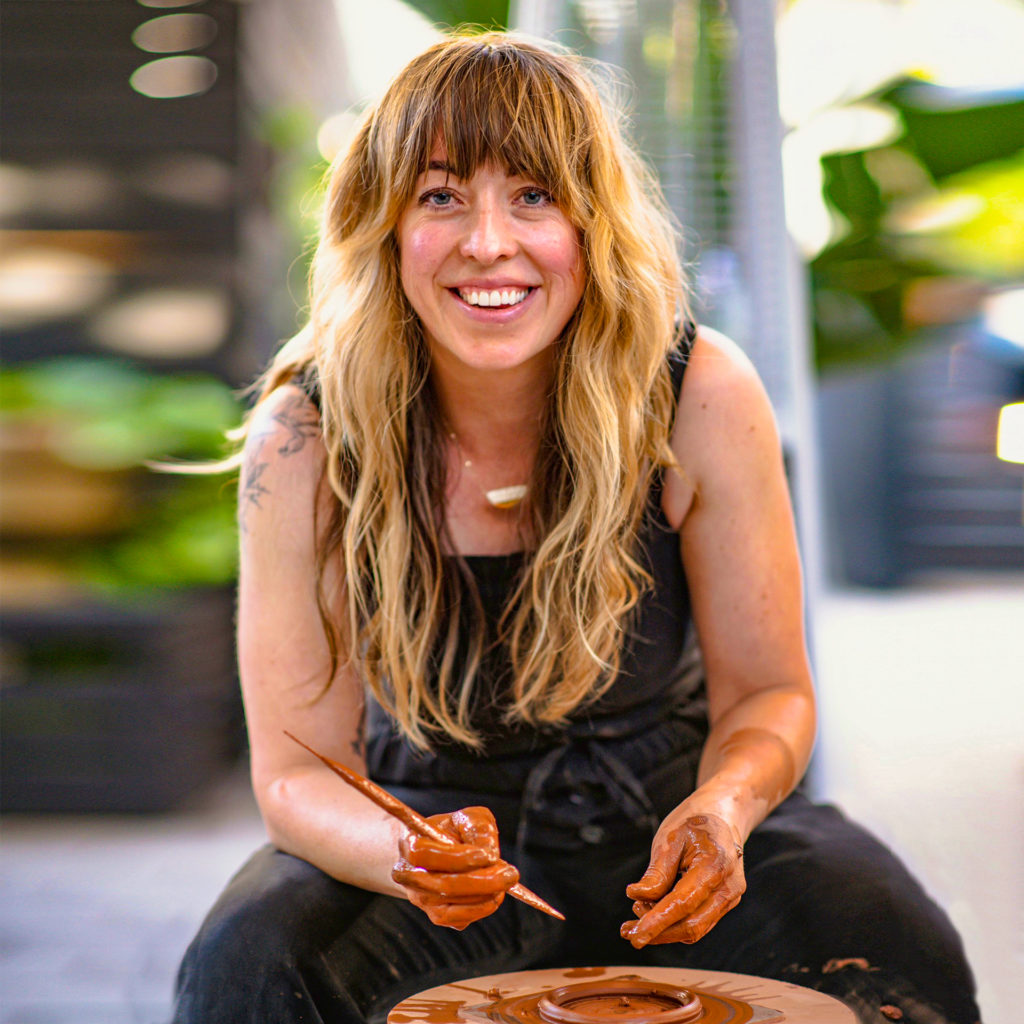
[677,325,771,422]
[662,326,783,529]
[238,383,325,538]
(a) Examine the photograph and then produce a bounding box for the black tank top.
[302,324,708,840]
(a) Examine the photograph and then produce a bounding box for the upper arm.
[237,385,366,802]
[663,328,814,724]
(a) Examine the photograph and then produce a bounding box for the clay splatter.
[821,958,877,974]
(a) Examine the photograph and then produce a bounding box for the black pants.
[171,794,979,1024]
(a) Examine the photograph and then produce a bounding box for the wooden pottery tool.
[284,731,565,921]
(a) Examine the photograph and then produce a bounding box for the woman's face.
[397,149,585,379]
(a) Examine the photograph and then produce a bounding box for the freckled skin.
[391,806,520,929]
[717,727,797,809]
[620,813,746,947]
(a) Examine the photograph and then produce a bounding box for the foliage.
[809,84,1024,370]
[0,358,243,593]
[1,358,240,468]
[403,0,508,30]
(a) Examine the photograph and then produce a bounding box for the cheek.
[541,224,585,289]
[399,226,446,295]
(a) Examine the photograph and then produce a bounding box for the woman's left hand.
[620,812,745,947]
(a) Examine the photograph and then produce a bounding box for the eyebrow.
[427,160,455,174]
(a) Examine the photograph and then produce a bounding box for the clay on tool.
[283,730,564,920]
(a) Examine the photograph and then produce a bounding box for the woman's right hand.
[391,806,519,929]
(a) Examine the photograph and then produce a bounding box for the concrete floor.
[2,577,1021,1023]
[809,575,1023,1024]
[1,765,264,1024]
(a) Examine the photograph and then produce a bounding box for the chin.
[436,336,554,375]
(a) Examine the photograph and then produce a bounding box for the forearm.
[256,765,408,897]
[686,684,816,842]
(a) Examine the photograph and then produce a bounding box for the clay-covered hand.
[620,812,745,947]
[391,805,519,930]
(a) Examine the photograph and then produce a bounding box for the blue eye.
[423,189,454,207]
[521,189,551,206]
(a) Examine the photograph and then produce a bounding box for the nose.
[459,199,517,264]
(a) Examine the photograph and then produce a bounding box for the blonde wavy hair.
[256,31,689,749]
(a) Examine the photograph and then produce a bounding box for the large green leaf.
[403,0,508,30]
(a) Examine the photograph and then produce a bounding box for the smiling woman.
[170,32,979,1024]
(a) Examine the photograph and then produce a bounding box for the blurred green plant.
[255,105,331,335]
[0,358,242,593]
[810,84,1024,370]
[1,358,240,468]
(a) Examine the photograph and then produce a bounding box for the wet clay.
[472,978,746,1024]
[388,966,856,1024]
[536,980,702,1024]
[623,814,743,947]
[392,978,747,1024]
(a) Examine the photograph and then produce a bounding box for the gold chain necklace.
[447,429,528,510]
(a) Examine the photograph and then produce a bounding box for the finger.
[626,816,724,900]
[400,834,496,871]
[622,859,729,949]
[448,806,502,857]
[631,899,655,918]
[673,886,743,942]
[421,813,465,843]
[415,893,505,929]
[623,887,743,945]
[392,861,519,898]
[625,837,681,901]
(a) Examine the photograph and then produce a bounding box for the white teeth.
[459,288,529,308]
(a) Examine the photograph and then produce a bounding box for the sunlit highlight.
[984,290,1024,351]
[316,111,359,163]
[0,249,114,328]
[132,14,218,54]
[996,403,1024,465]
[129,56,217,99]
[88,288,231,357]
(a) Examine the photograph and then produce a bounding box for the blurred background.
[1,0,1021,1021]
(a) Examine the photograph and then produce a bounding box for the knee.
[172,846,368,1020]
[750,802,976,997]
[203,847,329,960]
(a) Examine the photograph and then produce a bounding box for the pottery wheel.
[387,966,856,1024]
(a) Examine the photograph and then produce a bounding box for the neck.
[431,358,552,458]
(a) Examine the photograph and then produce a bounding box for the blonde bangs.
[364,37,603,227]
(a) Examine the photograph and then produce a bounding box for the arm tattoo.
[238,392,320,534]
[272,392,320,456]
[238,436,271,534]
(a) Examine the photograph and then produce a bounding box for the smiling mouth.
[454,287,533,308]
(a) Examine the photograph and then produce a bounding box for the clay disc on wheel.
[387,966,855,1024]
